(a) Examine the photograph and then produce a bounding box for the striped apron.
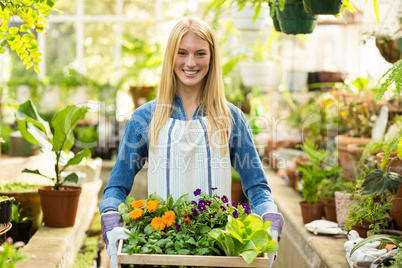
[147,117,232,202]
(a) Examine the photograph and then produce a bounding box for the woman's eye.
[198,53,206,56]
[178,51,186,55]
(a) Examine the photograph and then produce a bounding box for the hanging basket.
[275,2,318,35]
[302,0,343,15]
[375,37,402,64]
[268,2,281,32]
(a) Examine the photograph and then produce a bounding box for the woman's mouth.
[183,70,199,76]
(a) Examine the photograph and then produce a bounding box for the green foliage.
[298,139,343,204]
[345,166,393,235]
[15,100,91,189]
[119,190,251,258]
[0,240,30,267]
[389,243,402,268]
[209,214,278,264]
[362,169,402,195]
[376,60,402,102]
[0,0,60,72]
[11,204,30,223]
[351,234,402,257]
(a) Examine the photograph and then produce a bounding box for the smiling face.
[174,32,211,94]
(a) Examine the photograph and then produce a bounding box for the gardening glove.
[101,211,130,268]
[262,212,284,268]
[107,226,130,268]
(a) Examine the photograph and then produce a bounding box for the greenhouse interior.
[0,0,401,267]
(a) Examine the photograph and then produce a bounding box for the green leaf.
[178,249,190,255]
[34,65,41,73]
[118,203,129,214]
[31,51,41,57]
[362,170,402,195]
[26,61,34,69]
[51,105,88,152]
[0,47,4,53]
[250,230,269,250]
[144,224,154,235]
[121,213,130,224]
[15,100,53,145]
[22,168,54,181]
[261,240,279,255]
[63,172,79,184]
[240,250,261,264]
[64,148,91,169]
[351,234,402,256]
[9,27,19,35]
[0,33,4,39]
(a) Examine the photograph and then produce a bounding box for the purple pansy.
[221,195,228,203]
[198,204,206,212]
[210,187,217,191]
[209,213,215,219]
[176,224,181,230]
[193,189,201,196]
[233,210,238,219]
[198,199,206,206]
[242,203,250,211]
[220,205,226,211]
[206,200,211,206]
[191,208,198,217]
[192,201,197,206]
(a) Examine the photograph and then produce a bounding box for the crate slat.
[117,240,269,268]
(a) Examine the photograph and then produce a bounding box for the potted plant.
[319,174,345,222]
[120,35,162,110]
[6,204,32,244]
[0,196,14,223]
[275,0,318,35]
[344,166,394,238]
[15,100,91,227]
[0,239,31,267]
[0,182,43,236]
[238,33,281,91]
[297,140,340,224]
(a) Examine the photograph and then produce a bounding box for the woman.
[100,18,283,267]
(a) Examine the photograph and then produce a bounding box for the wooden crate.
[117,240,269,268]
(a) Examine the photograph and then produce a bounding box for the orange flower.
[182,212,186,216]
[129,209,144,220]
[146,200,159,213]
[184,216,191,224]
[131,200,145,209]
[151,216,166,231]
[162,211,176,227]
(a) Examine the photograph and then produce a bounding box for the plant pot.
[269,2,281,32]
[238,61,280,91]
[375,37,401,64]
[129,86,155,110]
[299,201,324,224]
[231,181,245,203]
[376,151,402,176]
[323,198,337,223]
[0,197,14,223]
[275,2,318,35]
[335,191,353,229]
[286,168,297,189]
[351,220,371,238]
[231,3,269,31]
[6,220,32,244]
[38,186,82,227]
[335,135,372,181]
[0,190,42,236]
[389,185,402,230]
[303,0,343,15]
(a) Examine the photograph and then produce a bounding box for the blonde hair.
[149,18,233,154]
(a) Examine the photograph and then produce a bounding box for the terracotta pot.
[286,168,297,189]
[231,182,245,203]
[351,220,371,238]
[0,190,43,236]
[376,151,402,176]
[323,198,337,223]
[299,201,324,224]
[335,135,372,181]
[38,186,82,227]
[335,191,353,229]
[389,185,402,230]
[375,37,401,64]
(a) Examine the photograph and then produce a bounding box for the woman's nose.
[186,54,196,67]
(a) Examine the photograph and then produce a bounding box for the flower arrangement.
[117,188,256,257]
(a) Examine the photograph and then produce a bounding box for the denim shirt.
[99,94,279,217]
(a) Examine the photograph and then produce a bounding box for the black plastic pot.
[0,198,14,223]
[6,220,33,244]
[269,2,282,32]
[303,0,343,15]
[276,2,318,35]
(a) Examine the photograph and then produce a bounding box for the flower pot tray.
[117,240,269,268]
